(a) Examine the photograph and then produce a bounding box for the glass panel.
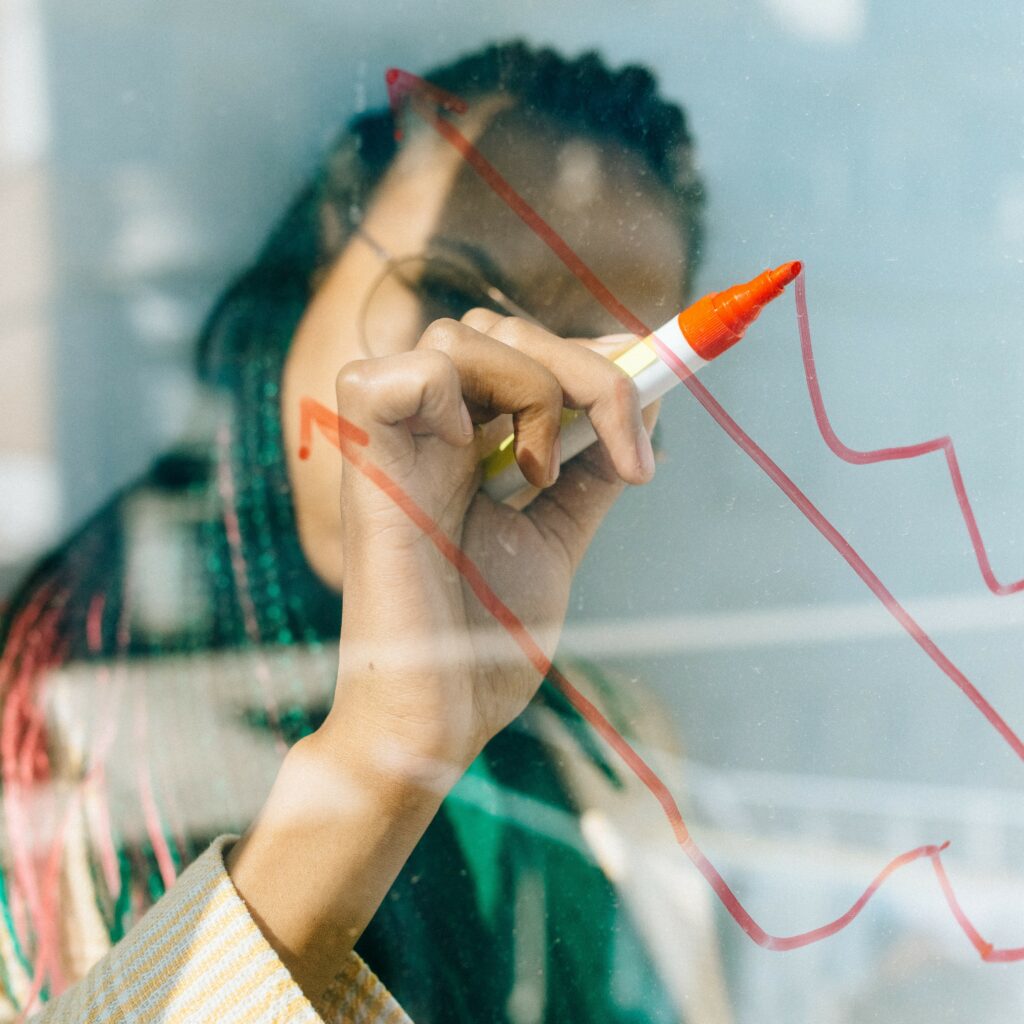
[1,4,1022,1021]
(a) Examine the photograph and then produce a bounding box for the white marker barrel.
[481,313,708,502]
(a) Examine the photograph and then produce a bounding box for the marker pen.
[481,260,803,501]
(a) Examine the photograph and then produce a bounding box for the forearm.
[224,714,456,1006]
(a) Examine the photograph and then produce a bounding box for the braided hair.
[0,40,703,1021]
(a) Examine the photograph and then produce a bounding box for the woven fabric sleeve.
[28,835,412,1024]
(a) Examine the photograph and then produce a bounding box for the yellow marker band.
[612,336,658,377]
[481,336,655,481]
[481,441,517,481]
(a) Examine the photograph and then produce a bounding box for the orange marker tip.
[678,258,804,360]
[774,260,802,285]
[298,445,311,461]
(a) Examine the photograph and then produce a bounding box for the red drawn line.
[385,72,1024,764]
[649,336,1024,761]
[298,71,1024,959]
[387,71,649,339]
[299,398,1024,961]
[385,68,468,141]
[794,274,1023,596]
[298,396,368,459]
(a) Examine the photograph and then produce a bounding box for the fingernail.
[637,431,656,481]
[459,402,473,438]
[547,437,561,485]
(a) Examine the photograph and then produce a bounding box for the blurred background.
[2,0,1024,1020]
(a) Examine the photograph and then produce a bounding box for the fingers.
[336,310,657,503]
[524,399,660,572]
[454,308,661,569]
[524,451,626,571]
[461,309,655,486]
[335,349,475,468]
[415,319,565,488]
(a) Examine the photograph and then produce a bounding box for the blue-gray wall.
[40,2,1024,1019]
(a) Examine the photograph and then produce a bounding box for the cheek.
[281,328,349,589]
[287,432,346,591]
[283,383,345,531]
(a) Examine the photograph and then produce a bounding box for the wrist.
[225,724,453,1000]
[312,698,480,802]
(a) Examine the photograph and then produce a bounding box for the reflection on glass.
[0,9,1022,1024]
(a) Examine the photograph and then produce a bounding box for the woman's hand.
[226,311,658,1003]
[321,310,658,788]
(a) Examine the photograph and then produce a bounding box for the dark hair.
[197,39,704,384]
[0,41,700,1021]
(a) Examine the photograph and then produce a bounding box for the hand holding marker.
[482,260,803,501]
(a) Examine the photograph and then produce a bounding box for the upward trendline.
[297,394,1024,961]
[794,274,1023,595]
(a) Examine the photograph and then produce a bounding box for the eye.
[415,263,497,320]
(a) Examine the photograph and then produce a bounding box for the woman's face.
[282,103,688,591]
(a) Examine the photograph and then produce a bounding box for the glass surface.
[1,2,1023,1021]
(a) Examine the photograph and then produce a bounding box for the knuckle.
[494,317,532,348]
[460,306,498,328]
[609,366,640,408]
[419,318,460,353]
[335,359,372,397]
[409,352,459,411]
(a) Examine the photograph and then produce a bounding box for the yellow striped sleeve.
[29,835,411,1024]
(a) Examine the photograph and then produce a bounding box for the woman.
[0,40,709,1022]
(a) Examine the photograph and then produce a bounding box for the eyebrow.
[429,234,565,329]
[429,236,519,297]
[428,235,648,339]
